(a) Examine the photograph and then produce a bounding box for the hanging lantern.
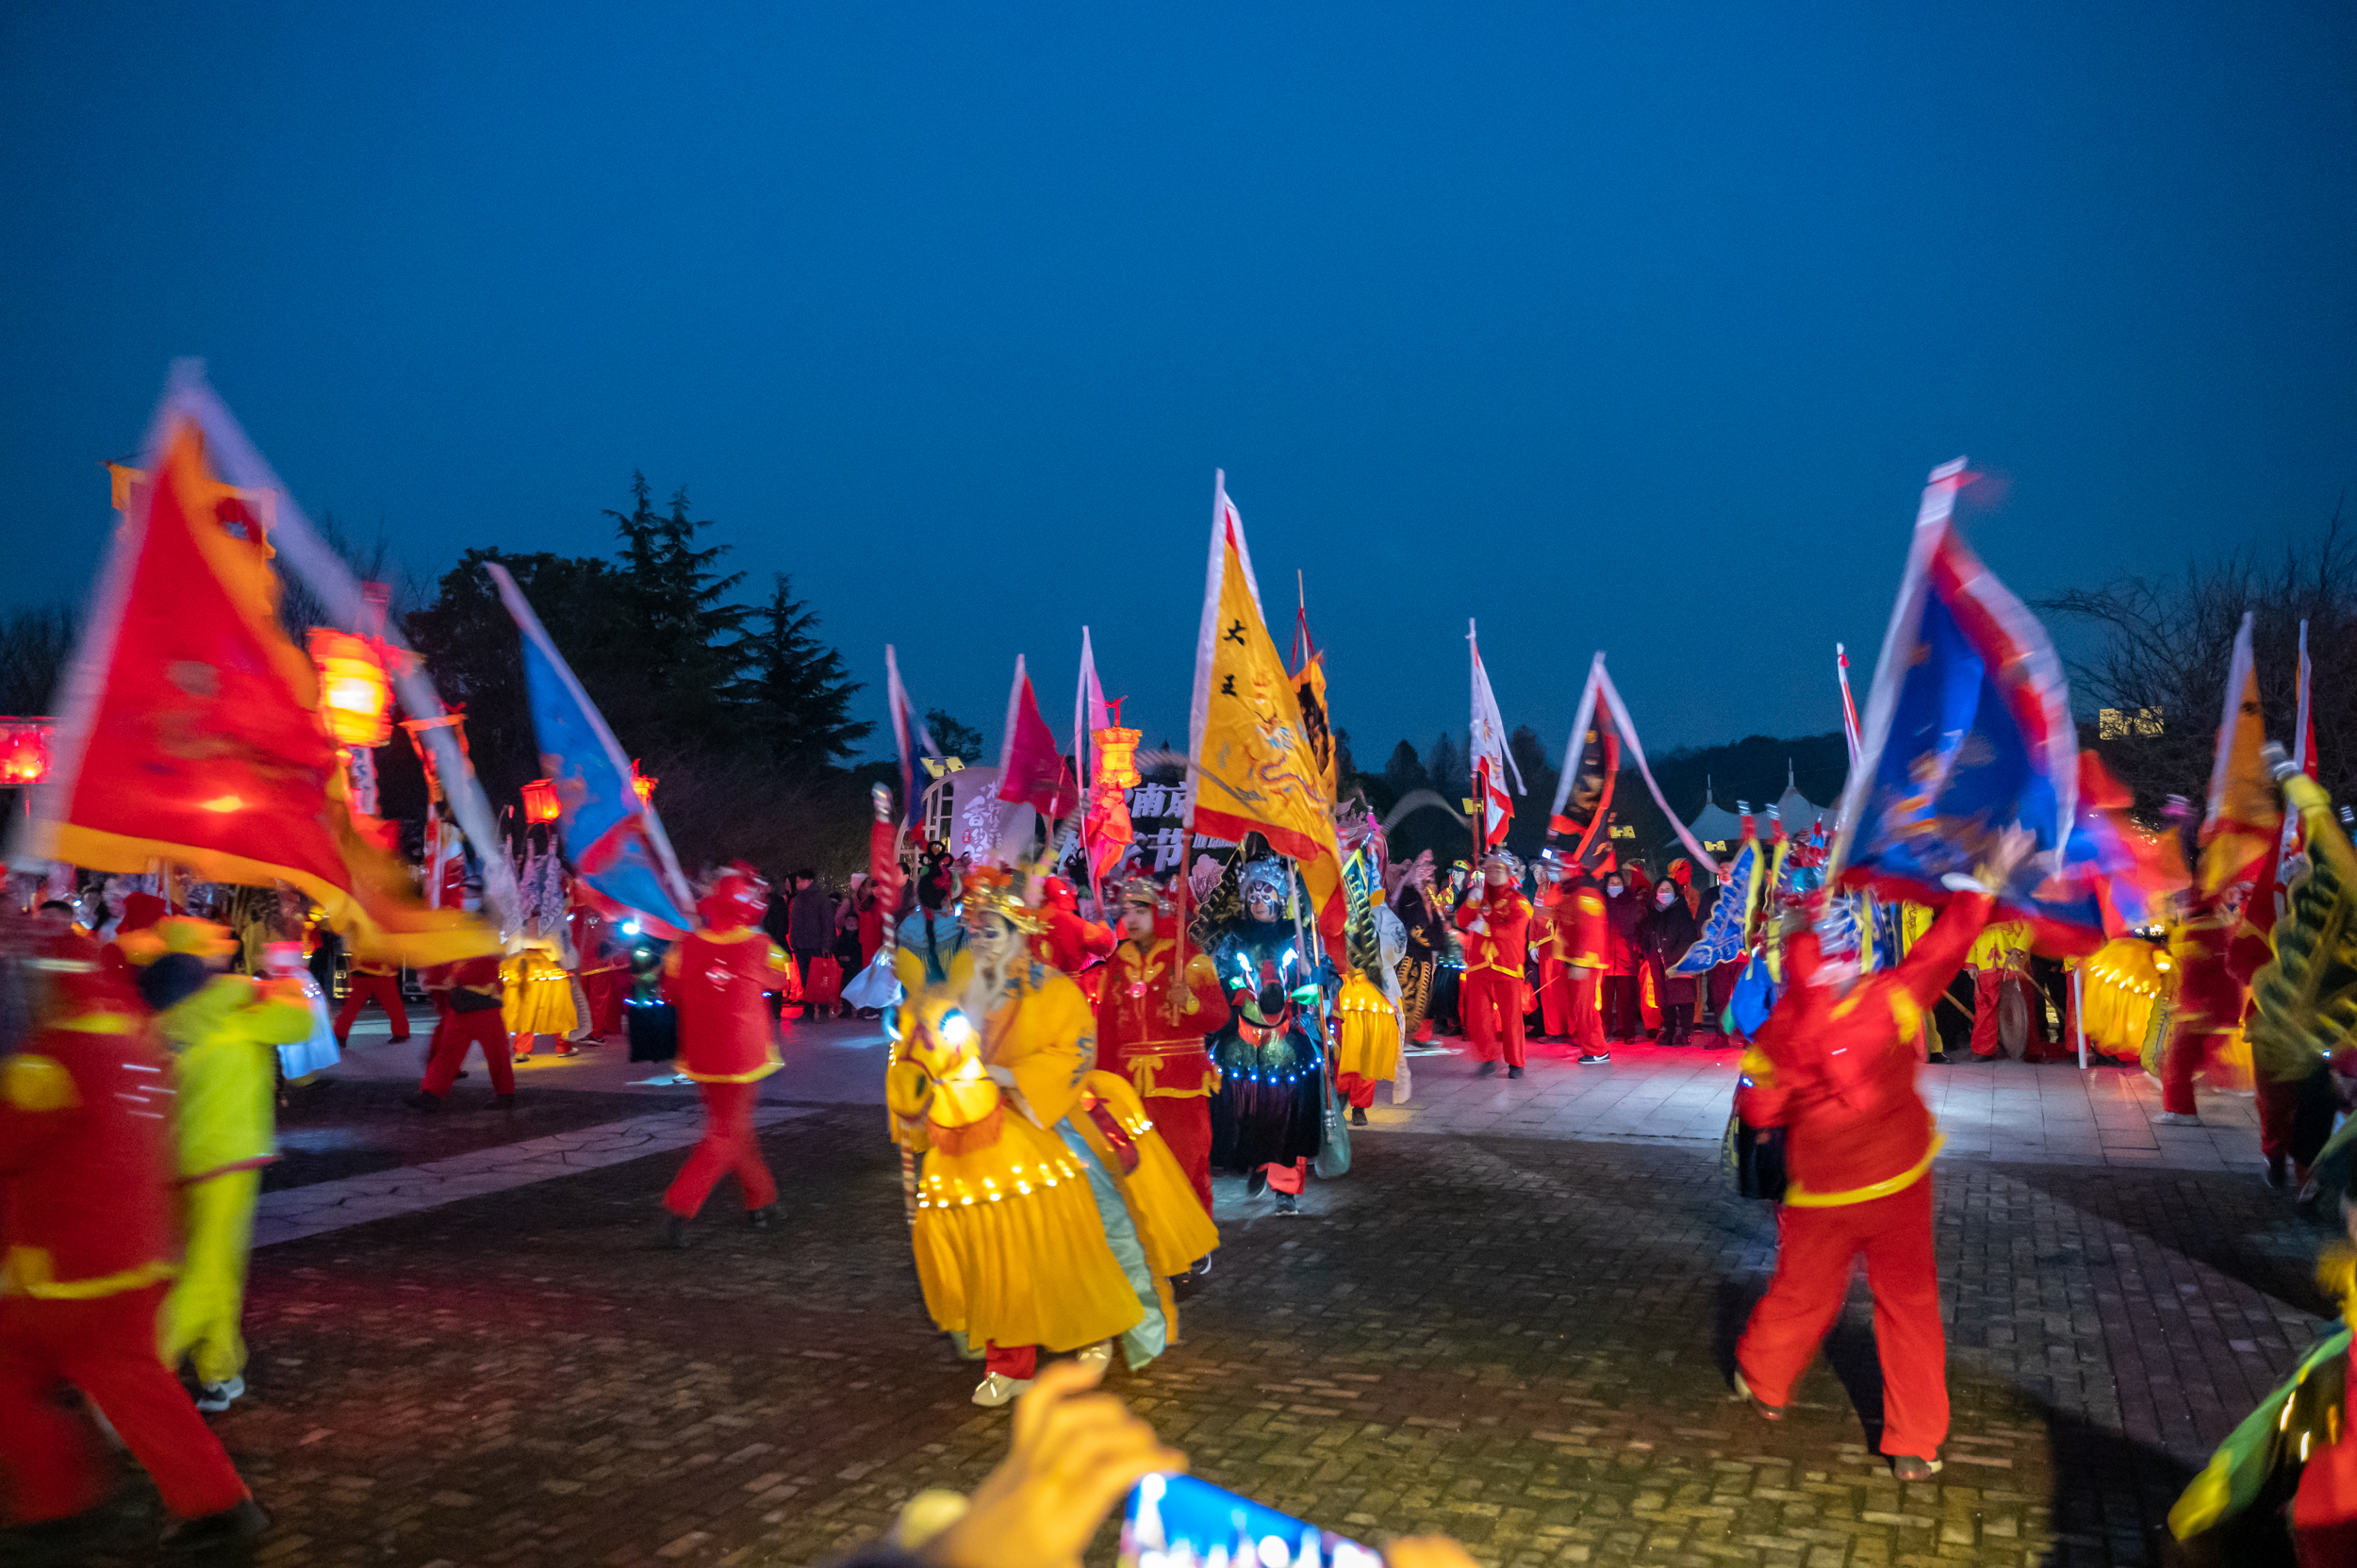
[306,629,394,749]
[632,759,657,804]
[0,718,54,786]
[520,778,561,824]
[1092,725,1143,790]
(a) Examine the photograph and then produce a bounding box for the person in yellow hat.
[119,916,313,1412]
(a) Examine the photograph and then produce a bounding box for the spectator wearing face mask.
[1639,877,1703,1048]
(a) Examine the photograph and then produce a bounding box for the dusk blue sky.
[5,4,2352,768]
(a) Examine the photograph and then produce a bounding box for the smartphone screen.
[1119,1471,1382,1567]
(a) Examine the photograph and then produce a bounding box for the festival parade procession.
[6,9,2357,1567]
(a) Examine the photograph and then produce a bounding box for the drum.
[1997,977,2032,1060]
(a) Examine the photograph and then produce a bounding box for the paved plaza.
[73,1017,2339,1566]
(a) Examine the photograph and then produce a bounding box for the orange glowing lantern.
[631,760,656,804]
[0,718,54,787]
[521,778,561,824]
[306,629,394,749]
[1092,724,1143,790]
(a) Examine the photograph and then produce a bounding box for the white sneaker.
[1075,1341,1114,1377]
[971,1372,1032,1408]
[2151,1111,2203,1127]
[194,1376,246,1412]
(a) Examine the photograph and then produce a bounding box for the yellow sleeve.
[244,978,321,1047]
[1001,973,1096,1127]
[1,1054,79,1112]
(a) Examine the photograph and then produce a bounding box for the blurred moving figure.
[657,865,788,1246]
[118,917,313,1413]
[0,926,269,1561]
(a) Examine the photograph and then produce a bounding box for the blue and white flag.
[1832,458,2090,948]
[487,564,696,938]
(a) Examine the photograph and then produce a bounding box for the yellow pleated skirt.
[503,950,580,1036]
[1072,1070,1221,1278]
[912,1110,1145,1353]
[1333,974,1401,1086]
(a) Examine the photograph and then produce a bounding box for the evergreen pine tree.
[605,474,749,748]
[738,572,874,770]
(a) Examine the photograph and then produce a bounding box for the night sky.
[5,4,2352,764]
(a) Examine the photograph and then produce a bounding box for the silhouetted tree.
[925,708,986,765]
[2036,512,2352,816]
[736,573,871,773]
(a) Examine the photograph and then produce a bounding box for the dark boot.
[159,1498,272,1557]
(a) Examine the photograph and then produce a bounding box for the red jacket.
[1094,935,1231,1098]
[664,926,787,1082]
[0,942,179,1299]
[1736,893,1992,1204]
[1565,881,1610,970]
[1456,884,1532,978]
[423,953,503,1000]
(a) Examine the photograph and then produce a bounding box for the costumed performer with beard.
[1206,857,1328,1214]
[888,868,1217,1408]
[1456,848,1534,1078]
[657,865,788,1247]
[118,916,314,1413]
[1094,878,1229,1222]
[1730,828,2030,1481]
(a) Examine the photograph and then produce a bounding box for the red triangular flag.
[996,655,1077,819]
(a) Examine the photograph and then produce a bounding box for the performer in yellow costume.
[505,933,581,1060]
[118,916,313,1411]
[887,870,1217,1408]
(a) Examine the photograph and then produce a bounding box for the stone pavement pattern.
[73,1095,2342,1568]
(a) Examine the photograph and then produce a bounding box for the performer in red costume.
[1032,876,1116,1001]
[407,952,510,1110]
[658,865,789,1246]
[1095,879,1230,1218]
[1731,829,2031,1481]
[1564,857,1613,1066]
[1456,849,1533,1079]
[0,928,268,1560]
[332,955,410,1047]
[1531,853,1575,1046]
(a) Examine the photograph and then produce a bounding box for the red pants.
[1737,1177,1948,1461]
[1566,966,1606,1055]
[1536,958,1573,1038]
[583,968,626,1037]
[2162,1026,2226,1116]
[664,1081,778,1217]
[1462,969,1526,1067]
[1336,1072,1381,1110]
[334,973,410,1041]
[0,1285,250,1524]
[1264,1157,1307,1195]
[985,1341,1037,1378]
[1150,1095,1215,1214]
[421,1009,513,1097]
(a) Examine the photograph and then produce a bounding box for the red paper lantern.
[306,629,394,749]
[0,718,54,787]
[521,778,561,824]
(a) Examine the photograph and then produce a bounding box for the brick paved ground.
[60,1099,2344,1568]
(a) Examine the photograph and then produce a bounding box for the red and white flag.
[1468,620,1522,849]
